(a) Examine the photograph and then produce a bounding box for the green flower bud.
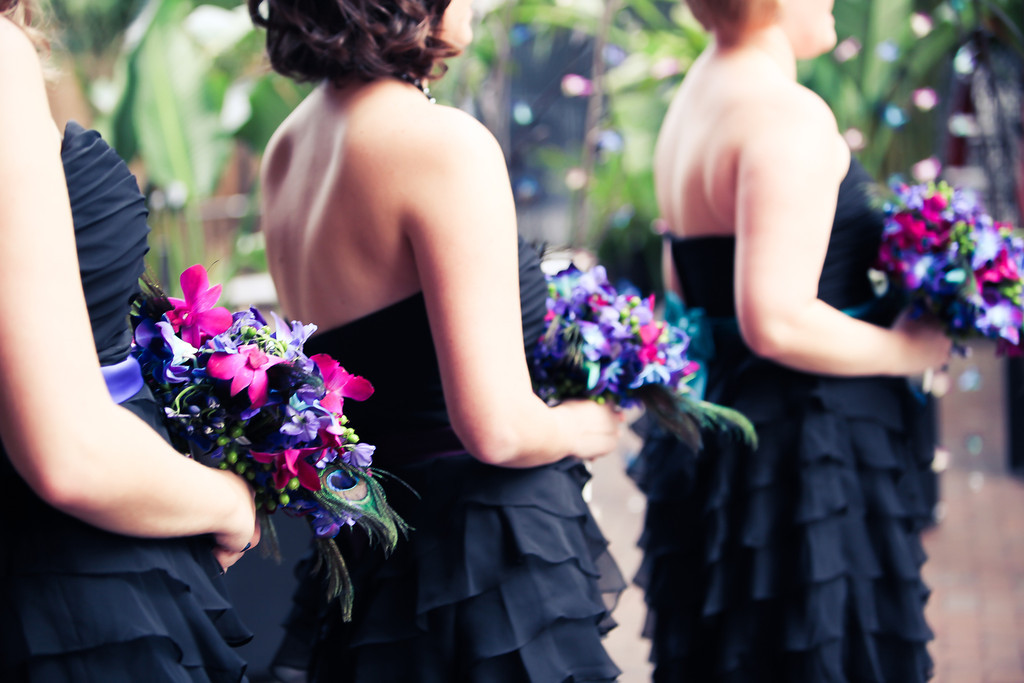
[279,493,291,506]
[287,477,301,491]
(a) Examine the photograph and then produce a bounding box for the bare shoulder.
[0,18,56,150]
[346,85,504,175]
[0,17,42,73]
[737,81,847,180]
[743,80,838,146]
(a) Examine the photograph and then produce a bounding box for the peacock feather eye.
[327,471,357,491]
[326,470,369,501]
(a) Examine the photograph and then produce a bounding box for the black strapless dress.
[631,160,935,682]
[0,122,251,682]
[271,237,625,682]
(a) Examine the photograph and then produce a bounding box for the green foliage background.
[43,0,1022,295]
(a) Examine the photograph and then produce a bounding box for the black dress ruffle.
[0,122,251,682]
[272,238,624,682]
[632,160,934,682]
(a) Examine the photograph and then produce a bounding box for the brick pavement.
[924,467,1024,682]
[589,439,1024,683]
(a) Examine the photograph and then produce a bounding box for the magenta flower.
[166,264,233,347]
[638,322,664,365]
[977,250,1020,285]
[250,447,322,491]
[311,353,373,414]
[921,192,948,223]
[207,344,286,408]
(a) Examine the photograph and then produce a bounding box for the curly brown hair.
[685,0,779,40]
[248,0,459,85]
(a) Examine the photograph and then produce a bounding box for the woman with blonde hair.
[631,0,950,679]
[0,3,259,679]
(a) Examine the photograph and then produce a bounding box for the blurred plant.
[800,0,1022,183]
[438,0,1020,293]
[43,0,1021,297]
[43,0,308,295]
[434,0,707,293]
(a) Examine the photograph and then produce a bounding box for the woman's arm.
[733,89,951,377]
[0,20,256,562]
[394,105,622,468]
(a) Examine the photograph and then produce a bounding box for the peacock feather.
[635,383,758,452]
[313,462,411,620]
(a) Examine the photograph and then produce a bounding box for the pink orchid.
[166,264,232,347]
[893,213,928,248]
[311,354,374,414]
[250,447,322,491]
[978,250,1020,284]
[638,322,664,365]
[921,193,948,223]
[207,344,286,408]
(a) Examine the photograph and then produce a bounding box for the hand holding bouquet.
[131,264,406,618]
[875,180,1024,355]
[531,265,756,449]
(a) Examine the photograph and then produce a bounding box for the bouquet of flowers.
[531,264,756,449]
[131,264,406,618]
[875,179,1024,355]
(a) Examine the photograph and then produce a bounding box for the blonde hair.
[684,0,780,40]
[1,0,47,50]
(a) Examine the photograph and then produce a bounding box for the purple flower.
[280,399,332,442]
[271,311,317,360]
[346,443,376,468]
[976,300,1023,344]
[972,225,1003,269]
[579,320,610,361]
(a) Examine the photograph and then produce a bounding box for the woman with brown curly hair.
[248,0,626,681]
[0,2,260,680]
[630,0,950,680]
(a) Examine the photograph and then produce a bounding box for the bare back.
[653,46,848,240]
[260,80,430,328]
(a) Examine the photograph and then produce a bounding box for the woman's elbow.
[739,314,798,361]
[14,441,99,512]
[450,417,524,466]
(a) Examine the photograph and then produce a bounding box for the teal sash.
[666,292,883,400]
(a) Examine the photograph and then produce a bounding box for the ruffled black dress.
[0,123,251,682]
[271,236,625,682]
[631,160,935,682]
